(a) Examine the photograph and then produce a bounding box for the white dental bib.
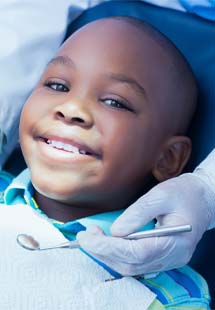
[0,204,156,310]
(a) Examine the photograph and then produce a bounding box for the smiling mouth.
[40,137,96,157]
[46,139,91,155]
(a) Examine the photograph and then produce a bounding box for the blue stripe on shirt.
[142,280,169,304]
[166,269,201,298]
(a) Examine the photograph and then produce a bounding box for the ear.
[152,136,192,182]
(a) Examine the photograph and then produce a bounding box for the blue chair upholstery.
[4,0,215,305]
[65,1,215,305]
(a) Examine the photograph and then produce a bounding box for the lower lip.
[37,140,95,164]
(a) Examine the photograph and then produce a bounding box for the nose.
[54,100,93,127]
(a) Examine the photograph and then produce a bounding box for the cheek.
[19,95,48,160]
[101,117,161,181]
[21,89,54,119]
[19,102,32,143]
[102,120,145,169]
[102,116,146,156]
[20,93,51,134]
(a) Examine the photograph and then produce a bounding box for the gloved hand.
[77,151,215,276]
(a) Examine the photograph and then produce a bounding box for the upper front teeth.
[47,139,87,154]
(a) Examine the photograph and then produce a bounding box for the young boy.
[0,17,210,309]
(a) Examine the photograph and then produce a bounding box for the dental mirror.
[16,224,191,251]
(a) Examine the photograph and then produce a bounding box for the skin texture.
[19,18,196,222]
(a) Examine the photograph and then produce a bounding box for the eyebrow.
[48,55,76,68]
[48,56,146,97]
[107,73,147,97]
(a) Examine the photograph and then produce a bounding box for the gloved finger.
[78,230,192,275]
[78,227,176,266]
[83,225,104,235]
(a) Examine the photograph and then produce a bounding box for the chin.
[32,179,86,204]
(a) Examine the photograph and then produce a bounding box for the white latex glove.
[77,149,215,276]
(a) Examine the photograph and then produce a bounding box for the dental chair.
[4,0,215,306]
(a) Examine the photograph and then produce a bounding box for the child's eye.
[102,98,132,111]
[44,80,69,92]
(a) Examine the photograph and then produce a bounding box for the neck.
[33,177,155,222]
[33,191,124,222]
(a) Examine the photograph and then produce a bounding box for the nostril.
[56,111,84,124]
[71,117,84,123]
[56,111,65,119]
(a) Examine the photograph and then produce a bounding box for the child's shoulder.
[0,170,14,203]
[140,265,210,309]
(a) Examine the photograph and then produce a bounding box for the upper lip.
[37,134,101,158]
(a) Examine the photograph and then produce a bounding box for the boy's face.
[20,19,176,211]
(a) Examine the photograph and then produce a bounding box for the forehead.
[57,19,170,75]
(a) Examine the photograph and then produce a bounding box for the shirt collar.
[3,169,128,235]
[4,169,32,205]
[78,209,124,235]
